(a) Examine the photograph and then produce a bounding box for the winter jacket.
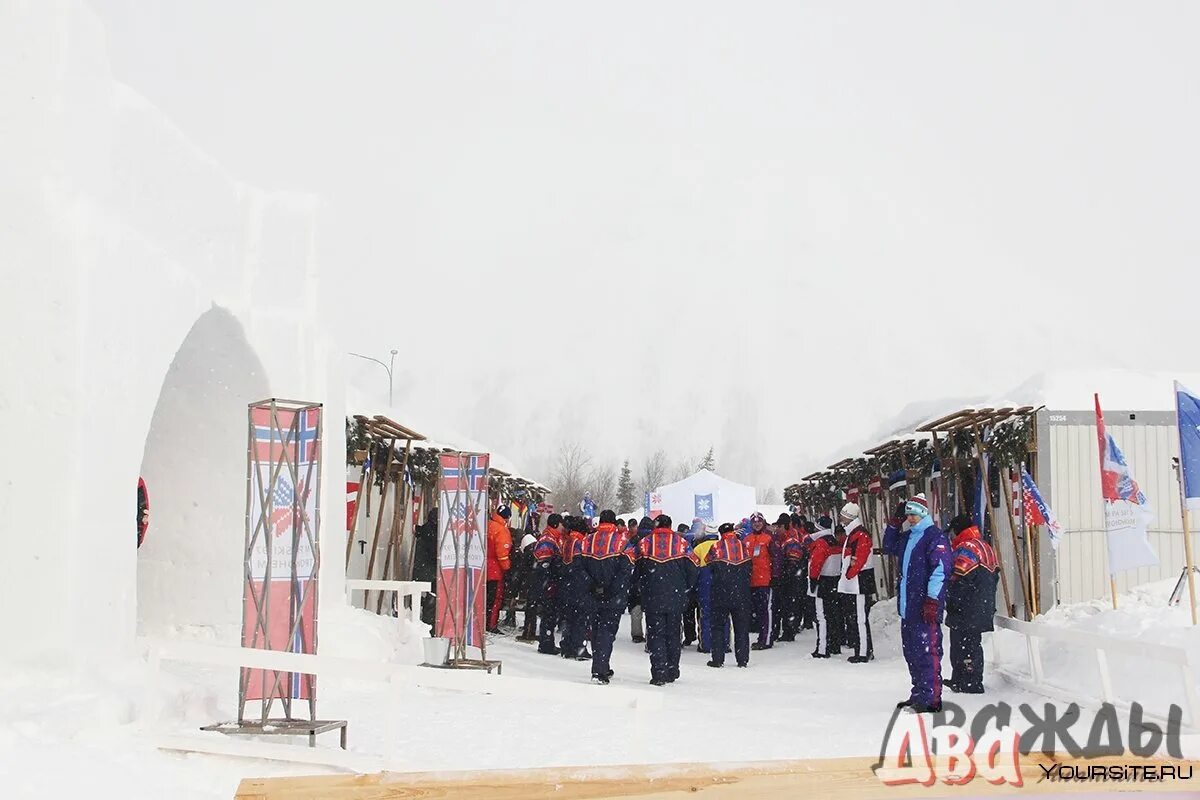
[634,528,700,614]
[883,517,952,622]
[693,534,719,599]
[779,530,806,581]
[559,530,590,604]
[486,514,512,581]
[411,515,439,585]
[837,520,876,596]
[579,523,635,610]
[744,531,774,589]
[625,523,652,610]
[529,527,565,602]
[946,525,999,631]
[807,529,843,598]
[705,533,752,609]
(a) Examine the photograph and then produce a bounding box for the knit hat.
[718,522,736,534]
[817,515,833,529]
[775,513,791,526]
[839,502,860,520]
[905,494,930,518]
[497,506,512,519]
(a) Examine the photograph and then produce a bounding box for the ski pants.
[560,600,591,656]
[902,617,944,707]
[486,580,505,630]
[949,627,985,692]
[590,607,623,677]
[710,603,750,667]
[697,576,713,651]
[683,590,699,644]
[838,593,874,659]
[629,605,644,639]
[751,587,773,646]
[537,598,559,651]
[646,611,683,681]
[776,579,800,639]
[813,593,843,656]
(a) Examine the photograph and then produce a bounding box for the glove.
[891,500,907,525]
[921,598,940,624]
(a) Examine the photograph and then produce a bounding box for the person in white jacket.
[807,516,843,658]
[836,502,877,663]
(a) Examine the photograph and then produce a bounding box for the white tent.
[654,469,757,527]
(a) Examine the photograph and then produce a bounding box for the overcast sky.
[90,1,1200,490]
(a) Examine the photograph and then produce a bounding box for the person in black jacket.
[633,514,700,685]
[945,515,999,694]
[579,510,635,684]
[705,523,752,668]
[627,516,652,645]
[411,507,439,625]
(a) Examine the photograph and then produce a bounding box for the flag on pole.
[1176,382,1200,511]
[1095,394,1158,574]
[1020,465,1062,550]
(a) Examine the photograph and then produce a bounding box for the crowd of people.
[473,493,999,710]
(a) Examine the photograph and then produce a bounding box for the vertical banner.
[436,452,490,656]
[648,492,663,519]
[241,401,322,720]
[1095,395,1158,573]
[694,493,714,522]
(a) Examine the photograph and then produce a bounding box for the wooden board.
[236,753,1200,799]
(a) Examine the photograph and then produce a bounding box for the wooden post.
[344,456,371,569]
[1175,461,1199,625]
[376,439,414,614]
[970,425,1015,617]
[1110,578,1119,610]
[362,439,396,611]
[997,458,1032,618]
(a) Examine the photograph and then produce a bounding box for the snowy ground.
[6,588,1200,799]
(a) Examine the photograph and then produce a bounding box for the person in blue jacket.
[579,510,635,684]
[882,493,952,713]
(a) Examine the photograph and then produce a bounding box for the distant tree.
[758,486,780,504]
[697,446,716,472]
[587,463,619,513]
[549,442,592,513]
[639,449,669,497]
[616,459,637,512]
[670,455,695,483]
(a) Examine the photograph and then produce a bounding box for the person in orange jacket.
[744,513,775,650]
[486,506,513,633]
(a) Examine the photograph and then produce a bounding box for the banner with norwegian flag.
[242,402,322,706]
[436,452,490,655]
[1095,394,1158,574]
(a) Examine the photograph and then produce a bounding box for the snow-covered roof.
[344,385,543,485]
[803,369,1200,477]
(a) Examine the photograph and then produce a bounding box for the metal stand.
[1170,566,1200,607]
[201,719,348,749]
[421,658,503,674]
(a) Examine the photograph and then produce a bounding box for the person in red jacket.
[744,513,775,650]
[486,506,513,633]
[836,502,877,663]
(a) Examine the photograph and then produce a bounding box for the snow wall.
[0,1,347,662]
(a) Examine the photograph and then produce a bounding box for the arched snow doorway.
[137,305,269,639]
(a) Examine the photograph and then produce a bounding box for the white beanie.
[840,502,861,520]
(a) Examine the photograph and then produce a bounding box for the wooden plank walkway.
[236,753,1199,799]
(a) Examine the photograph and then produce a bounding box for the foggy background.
[89,1,1200,497]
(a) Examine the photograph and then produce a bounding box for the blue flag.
[694,493,714,522]
[1176,381,1200,510]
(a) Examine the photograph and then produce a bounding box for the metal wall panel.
[1047,413,1189,606]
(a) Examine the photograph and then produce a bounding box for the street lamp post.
[348,349,398,406]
